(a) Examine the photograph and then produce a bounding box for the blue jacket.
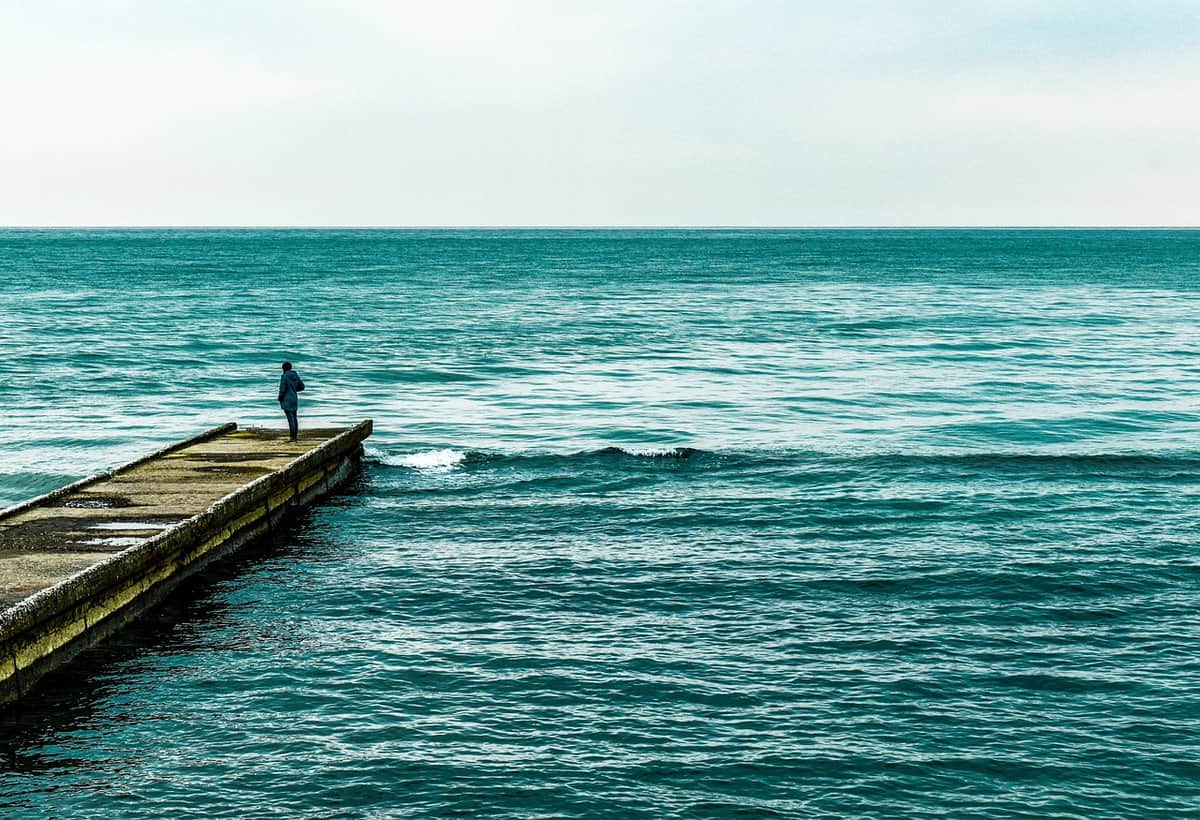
[278,370,304,411]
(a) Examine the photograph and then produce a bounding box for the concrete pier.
[0,420,372,705]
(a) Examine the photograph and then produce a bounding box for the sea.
[0,229,1198,817]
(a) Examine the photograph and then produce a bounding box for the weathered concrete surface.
[0,420,372,705]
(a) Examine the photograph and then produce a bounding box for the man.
[277,361,305,441]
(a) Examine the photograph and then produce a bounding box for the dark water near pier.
[1,229,1199,817]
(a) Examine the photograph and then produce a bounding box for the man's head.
[282,361,292,371]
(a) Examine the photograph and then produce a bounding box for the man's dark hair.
[282,361,292,371]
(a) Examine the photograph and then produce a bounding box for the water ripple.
[1,230,1199,817]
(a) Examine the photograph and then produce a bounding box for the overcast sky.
[2,1,1197,226]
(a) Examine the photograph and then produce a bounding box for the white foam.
[388,449,467,469]
[622,446,687,457]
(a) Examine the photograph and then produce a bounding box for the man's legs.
[284,409,299,440]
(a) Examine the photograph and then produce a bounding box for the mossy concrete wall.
[0,420,372,705]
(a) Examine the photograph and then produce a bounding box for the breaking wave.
[367,447,468,469]
[365,444,1200,475]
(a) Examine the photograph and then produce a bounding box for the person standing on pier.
[277,361,305,441]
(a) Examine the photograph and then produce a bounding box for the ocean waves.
[367,443,1200,478]
[2,230,1200,816]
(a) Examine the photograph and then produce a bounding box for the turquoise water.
[1,229,1199,817]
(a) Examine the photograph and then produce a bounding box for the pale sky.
[2,1,1197,226]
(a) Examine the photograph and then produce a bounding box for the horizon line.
[2,225,1199,231]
